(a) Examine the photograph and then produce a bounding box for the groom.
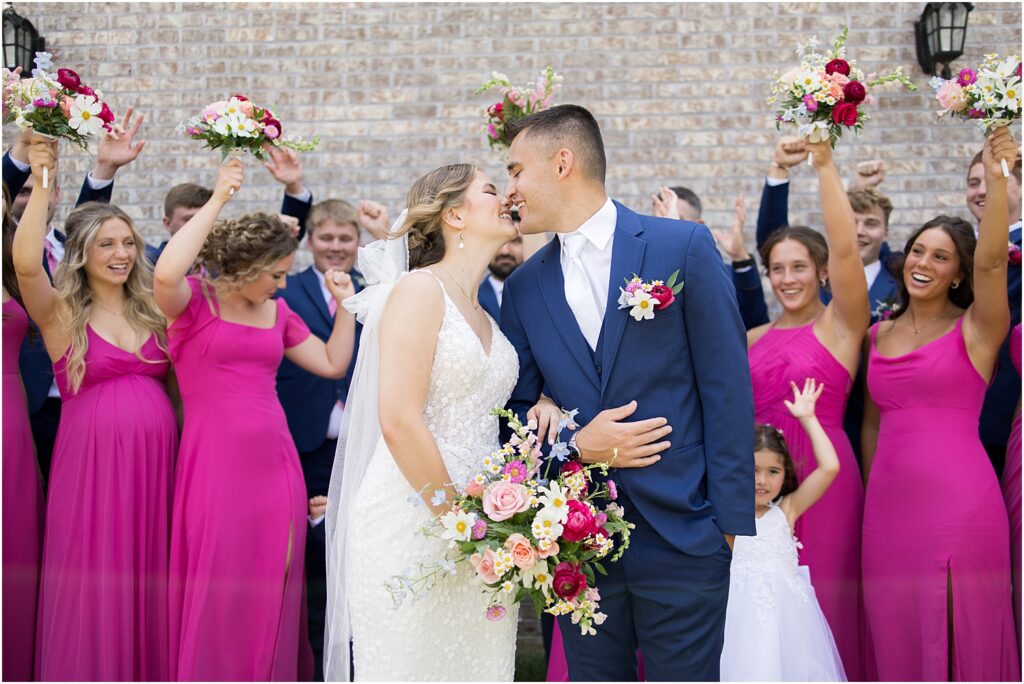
[500,105,755,681]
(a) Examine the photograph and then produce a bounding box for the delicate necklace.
[434,265,480,310]
[93,300,125,317]
[908,308,950,335]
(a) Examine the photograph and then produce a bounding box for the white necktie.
[563,233,603,351]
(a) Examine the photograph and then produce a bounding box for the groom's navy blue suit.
[501,201,755,681]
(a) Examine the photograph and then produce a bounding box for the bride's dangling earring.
[459,231,465,249]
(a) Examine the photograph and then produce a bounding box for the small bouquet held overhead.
[2,52,116,187]
[931,54,1022,177]
[389,407,633,636]
[768,27,916,148]
[476,66,563,153]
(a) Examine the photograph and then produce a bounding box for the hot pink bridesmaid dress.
[2,298,44,681]
[34,326,177,681]
[1000,323,1022,655]
[863,319,1019,681]
[748,322,868,680]
[167,277,314,681]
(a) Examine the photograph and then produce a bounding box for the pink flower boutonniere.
[1009,241,1021,266]
[616,269,684,322]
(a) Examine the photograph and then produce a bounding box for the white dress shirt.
[487,275,505,308]
[558,199,617,348]
[313,268,344,439]
[863,260,881,290]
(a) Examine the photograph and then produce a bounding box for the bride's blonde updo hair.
[199,211,298,290]
[395,163,478,269]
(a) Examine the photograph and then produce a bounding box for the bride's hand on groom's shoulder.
[528,396,573,446]
[575,401,672,468]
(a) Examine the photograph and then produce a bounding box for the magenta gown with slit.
[863,319,1019,681]
[2,299,44,681]
[1000,323,1022,655]
[748,322,867,680]
[34,326,177,681]
[168,277,314,681]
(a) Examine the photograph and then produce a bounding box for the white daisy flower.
[627,290,656,321]
[68,95,104,138]
[440,510,476,542]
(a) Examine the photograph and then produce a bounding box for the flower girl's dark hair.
[754,423,799,499]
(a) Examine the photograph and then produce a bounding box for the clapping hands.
[94,106,146,180]
[262,144,305,195]
[710,195,749,262]
[651,186,681,220]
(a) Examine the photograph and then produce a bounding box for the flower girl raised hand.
[765,378,840,528]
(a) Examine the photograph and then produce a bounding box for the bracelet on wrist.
[770,161,790,171]
[566,432,582,462]
[731,257,756,269]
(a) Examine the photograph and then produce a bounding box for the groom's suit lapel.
[599,203,646,397]
[536,239,601,390]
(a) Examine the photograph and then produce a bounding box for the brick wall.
[6,2,1021,260]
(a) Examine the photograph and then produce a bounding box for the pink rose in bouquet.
[553,562,588,601]
[470,548,501,584]
[936,81,968,113]
[562,500,598,542]
[482,481,531,521]
[505,533,537,570]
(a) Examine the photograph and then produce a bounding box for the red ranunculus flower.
[824,59,850,76]
[831,102,859,127]
[649,284,675,311]
[231,94,249,102]
[1009,243,1022,266]
[264,118,282,136]
[77,85,95,98]
[561,500,598,542]
[98,102,115,124]
[561,461,584,477]
[56,68,81,92]
[552,562,587,601]
[842,80,866,104]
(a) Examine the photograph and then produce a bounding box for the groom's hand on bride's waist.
[575,400,672,468]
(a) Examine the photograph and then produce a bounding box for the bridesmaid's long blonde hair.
[54,203,167,394]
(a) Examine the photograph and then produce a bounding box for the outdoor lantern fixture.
[3,6,45,73]
[915,2,974,79]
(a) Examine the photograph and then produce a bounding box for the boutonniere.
[617,269,684,322]
[872,296,900,321]
[1008,241,1021,266]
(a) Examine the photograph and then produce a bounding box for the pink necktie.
[45,246,59,276]
[328,297,337,317]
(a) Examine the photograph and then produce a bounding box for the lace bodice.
[345,270,520,681]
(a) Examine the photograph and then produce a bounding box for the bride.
[324,164,534,681]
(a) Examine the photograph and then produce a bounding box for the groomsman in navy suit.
[501,105,754,681]
[276,198,389,680]
[4,116,143,482]
[967,150,1022,476]
[478,235,524,320]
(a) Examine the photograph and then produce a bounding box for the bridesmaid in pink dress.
[154,160,355,680]
[2,200,45,682]
[746,139,871,680]
[1002,324,1022,655]
[13,139,178,680]
[862,128,1019,681]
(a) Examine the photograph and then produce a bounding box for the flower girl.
[720,378,846,681]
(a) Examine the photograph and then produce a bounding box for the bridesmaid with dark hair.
[746,138,871,679]
[862,127,1019,681]
[2,182,44,682]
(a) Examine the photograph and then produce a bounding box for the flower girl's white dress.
[720,502,846,681]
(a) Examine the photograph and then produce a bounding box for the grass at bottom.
[514,645,548,682]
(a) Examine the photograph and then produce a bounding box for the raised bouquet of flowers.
[389,407,632,636]
[475,66,563,153]
[180,95,319,161]
[931,53,1022,177]
[768,27,916,147]
[3,52,115,187]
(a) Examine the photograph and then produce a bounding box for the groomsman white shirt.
[863,259,881,290]
[487,275,505,307]
[558,198,617,343]
[313,268,344,440]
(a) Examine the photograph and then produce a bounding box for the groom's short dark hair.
[503,104,607,184]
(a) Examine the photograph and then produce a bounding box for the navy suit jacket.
[478,276,501,321]
[981,224,1023,448]
[501,202,755,555]
[276,266,363,454]
[5,150,114,414]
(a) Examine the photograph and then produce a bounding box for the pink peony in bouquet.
[388,407,632,636]
[475,67,563,153]
[180,95,319,161]
[768,27,916,148]
[3,52,116,187]
[931,54,1021,177]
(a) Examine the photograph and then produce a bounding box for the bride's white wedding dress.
[344,270,520,681]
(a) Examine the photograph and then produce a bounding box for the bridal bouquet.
[389,407,632,636]
[768,27,916,146]
[476,66,563,152]
[930,53,1021,176]
[180,95,319,161]
[3,52,115,186]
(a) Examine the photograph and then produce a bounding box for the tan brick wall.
[6,2,1021,262]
